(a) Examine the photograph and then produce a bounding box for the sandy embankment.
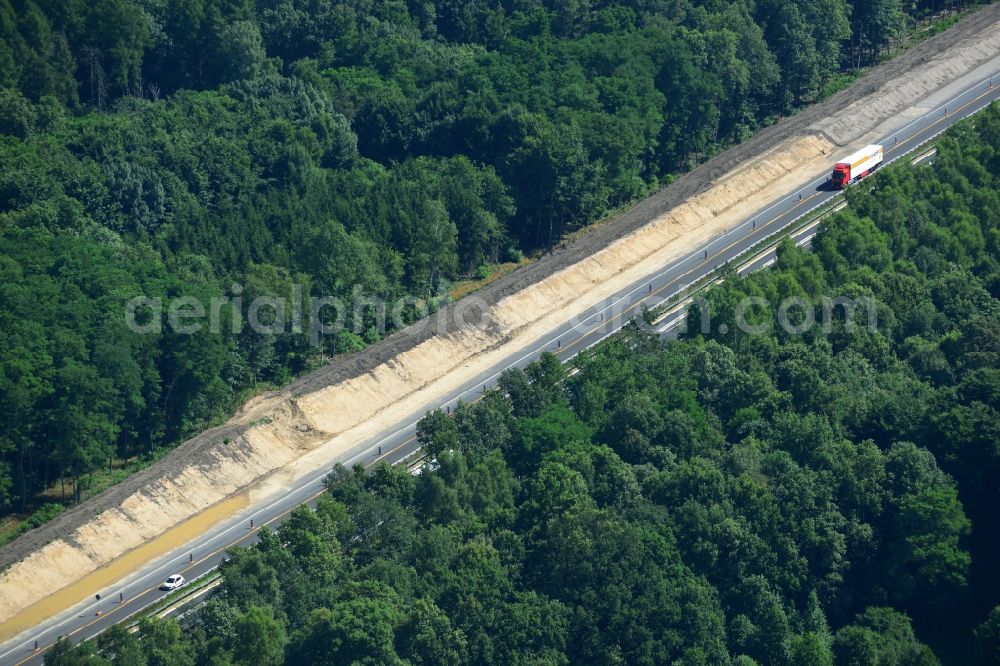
[1,6,999,639]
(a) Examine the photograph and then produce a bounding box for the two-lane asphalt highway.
[3,65,999,666]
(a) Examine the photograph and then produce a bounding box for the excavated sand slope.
[813,23,1000,145]
[1,6,999,635]
[289,139,837,439]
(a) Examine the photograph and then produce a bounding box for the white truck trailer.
[831,144,884,189]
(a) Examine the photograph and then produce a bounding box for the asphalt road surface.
[3,66,999,666]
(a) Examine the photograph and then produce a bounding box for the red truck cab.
[831,163,851,189]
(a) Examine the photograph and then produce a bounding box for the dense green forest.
[0,0,987,521]
[45,103,1000,665]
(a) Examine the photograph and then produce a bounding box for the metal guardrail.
[120,570,222,631]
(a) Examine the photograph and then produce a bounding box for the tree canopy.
[46,102,1000,665]
[1,0,983,523]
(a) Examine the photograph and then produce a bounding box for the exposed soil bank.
[1,3,998,634]
[0,494,248,643]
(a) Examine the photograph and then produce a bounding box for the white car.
[160,574,185,591]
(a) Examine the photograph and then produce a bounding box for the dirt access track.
[2,5,1000,632]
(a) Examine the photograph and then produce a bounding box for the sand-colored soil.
[0,495,247,643]
[812,20,1000,145]
[2,4,999,642]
